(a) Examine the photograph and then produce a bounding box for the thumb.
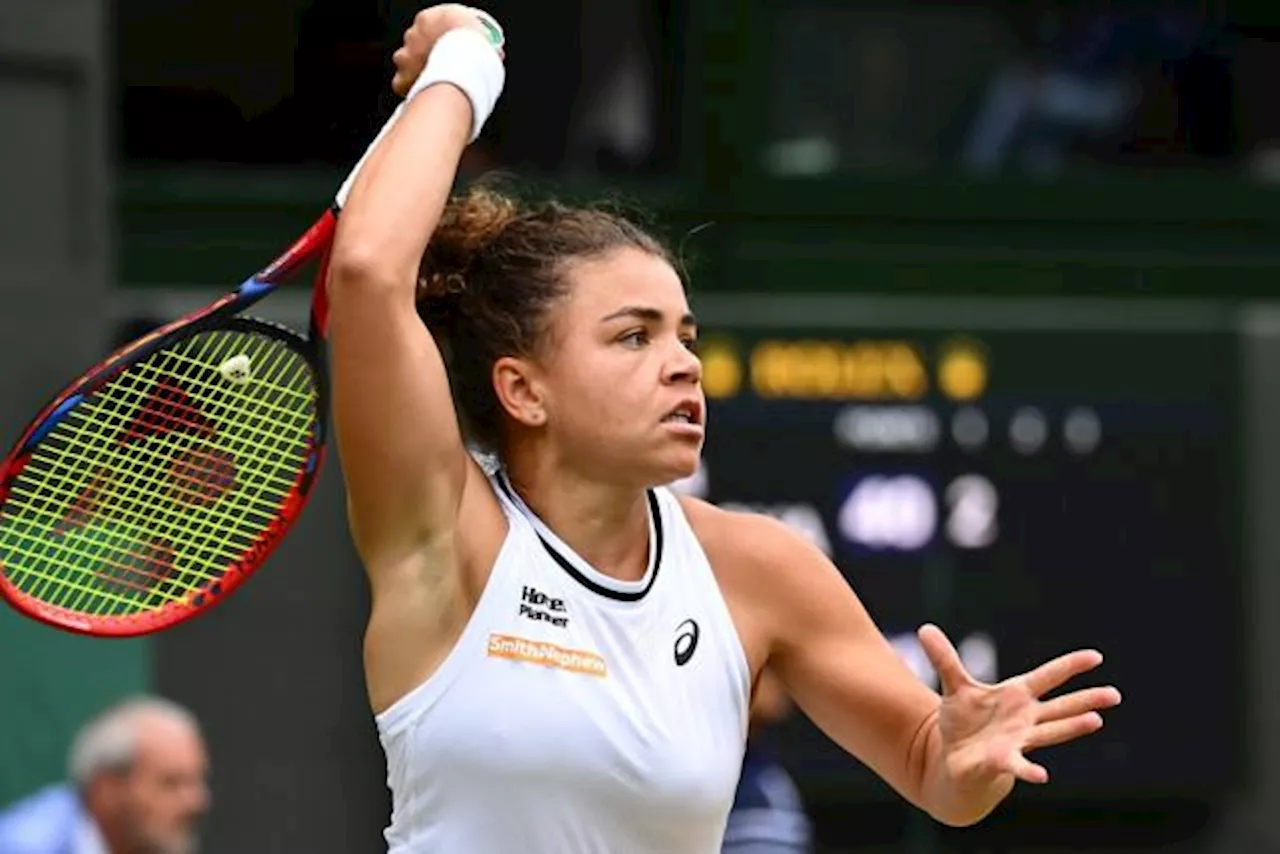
[918,623,974,695]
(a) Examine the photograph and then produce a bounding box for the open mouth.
[662,402,702,425]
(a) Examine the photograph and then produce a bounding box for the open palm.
[918,624,1122,786]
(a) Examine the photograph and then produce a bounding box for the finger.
[917,624,974,694]
[1021,648,1104,698]
[391,67,414,98]
[992,748,1049,784]
[1008,754,1050,785]
[1037,686,1121,723]
[1025,712,1104,751]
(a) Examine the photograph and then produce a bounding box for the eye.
[619,329,650,347]
[681,336,699,354]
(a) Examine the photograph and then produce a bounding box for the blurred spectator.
[961,3,1210,177]
[565,0,659,175]
[0,696,209,854]
[762,3,1019,177]
[722,671,813,854]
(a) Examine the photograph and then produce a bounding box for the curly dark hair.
[416,183,676,453]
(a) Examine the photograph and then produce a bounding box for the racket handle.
[334,9,505,211]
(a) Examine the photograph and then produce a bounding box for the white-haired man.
[0,695,210,854]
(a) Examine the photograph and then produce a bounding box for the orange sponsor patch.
[487,633,607,677]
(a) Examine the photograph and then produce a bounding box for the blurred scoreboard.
[677,295,1245,797]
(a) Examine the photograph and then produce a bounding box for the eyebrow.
[599,306,698,328]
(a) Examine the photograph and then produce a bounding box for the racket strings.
[0,326,319,618]
[12,360,298,608]
[13,329,314,605]
[35,332,311,523]
[4,346,311,613]
[14,332,303,561]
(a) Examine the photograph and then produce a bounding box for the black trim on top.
[496,475,663,602]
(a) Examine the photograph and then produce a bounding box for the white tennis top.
[375,470,752,853]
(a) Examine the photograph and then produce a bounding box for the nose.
[664,338,702,385]
[187,778,211,815]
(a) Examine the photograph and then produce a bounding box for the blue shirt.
[722,741,813,854]
[0,784,105,854]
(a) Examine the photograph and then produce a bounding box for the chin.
[592,434,704,490]
[643,447,702,488]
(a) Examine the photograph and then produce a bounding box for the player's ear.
[493,356,547,428]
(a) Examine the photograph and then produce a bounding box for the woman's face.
[504,246,705,488]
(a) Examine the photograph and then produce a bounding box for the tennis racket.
[0,13,505,637]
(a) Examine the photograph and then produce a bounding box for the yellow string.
[0,326,320,617]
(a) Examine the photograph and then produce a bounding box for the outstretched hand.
[918,624,1122,786]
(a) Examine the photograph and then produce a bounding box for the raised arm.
[327,9,501,568]
[325,8,506,710]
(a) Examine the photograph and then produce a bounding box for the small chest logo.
[519,585,569,627]
[674,619,700,666]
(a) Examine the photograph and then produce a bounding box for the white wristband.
[407,27,505,143]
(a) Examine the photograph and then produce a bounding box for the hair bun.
[418,186,519,300]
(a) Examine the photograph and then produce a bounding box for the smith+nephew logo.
[487,633,607,677]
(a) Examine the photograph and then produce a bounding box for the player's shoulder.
[674,494,822,574]
[671,494,838,660]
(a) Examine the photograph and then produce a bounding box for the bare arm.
[325,11,508,712]
[730,511,1116,827]
[328,84,475,569]
[734,515,946,816]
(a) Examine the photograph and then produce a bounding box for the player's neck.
[502,457,652,583]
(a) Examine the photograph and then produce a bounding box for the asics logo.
[674,618,700,666]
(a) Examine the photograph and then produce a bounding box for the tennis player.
[326,6,1123,852]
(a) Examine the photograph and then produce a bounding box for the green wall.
[0,612,149,807]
